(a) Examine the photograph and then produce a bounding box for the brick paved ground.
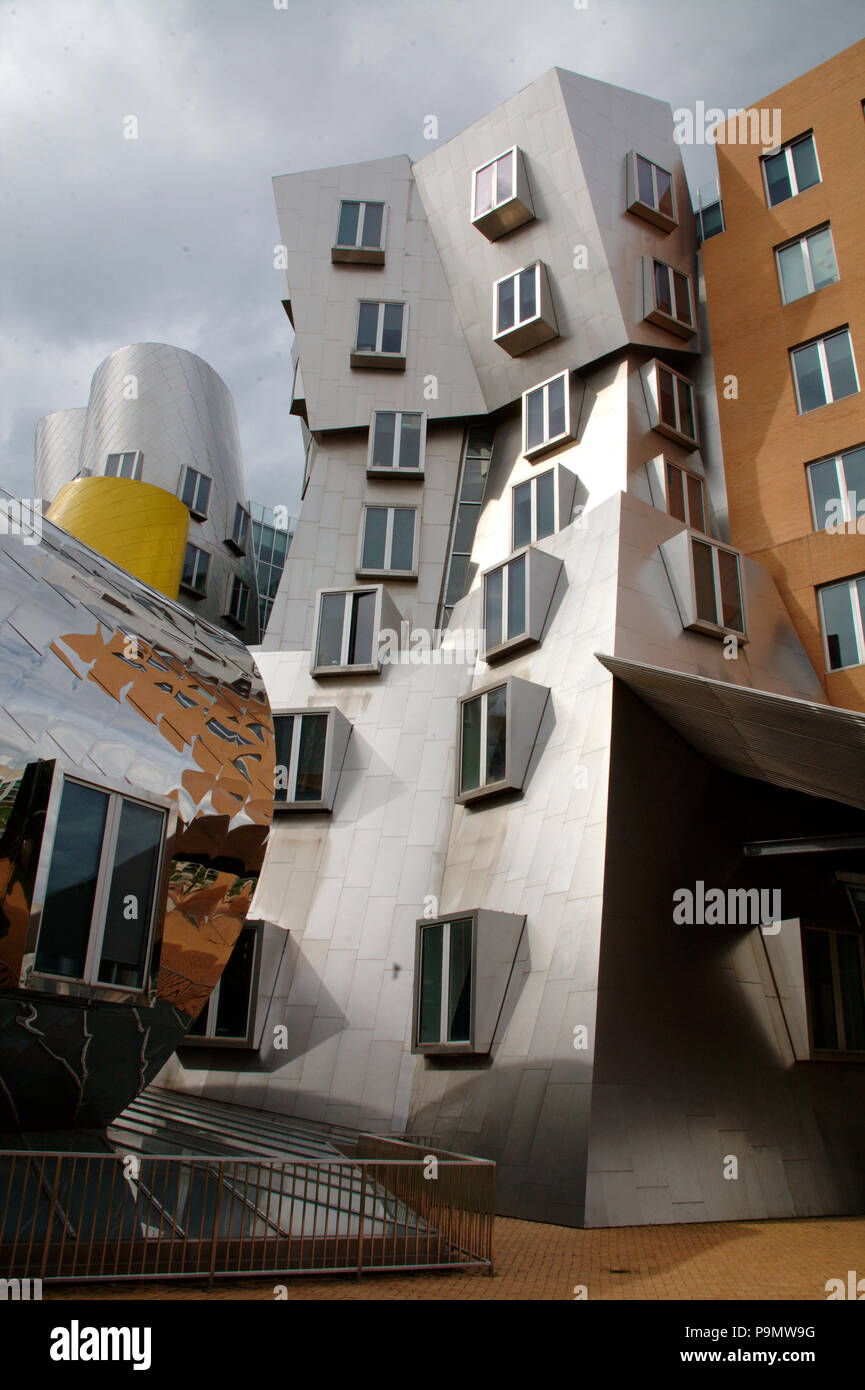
[44,1214,863,1300]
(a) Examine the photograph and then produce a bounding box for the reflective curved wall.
[0,507,274,1131]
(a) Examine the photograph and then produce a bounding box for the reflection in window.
[460,685,508,794]
[315,590,377,669]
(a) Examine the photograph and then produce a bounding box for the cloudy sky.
[2,0,862,513]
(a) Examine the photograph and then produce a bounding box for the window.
[105,451,142,480]
[439,425,492,626]
[513,470,556,549]
[648,361,698,447]
[804,925,865,1053]
[493,262,558,355]
[32,772,169,992]
[224,574,249,627]
[186,924,259,1046]
[351,301,407,367]
[367,411,425,475]
[645,258,694,336]
[819,575,865,670]
[333,199,385,261]
[227,503,250,554]
[482,546,562,659]
[180,466,212,519]
[358,505,417,576]
[791,329,859,413]
[417,917,473,1047]
[312,587,398,675]
[776,226,839,304]
[665,460,708,533]
[808,446,865,531]
[762,133,820,208]
[181,543,209,596]
[691,538,744,634]
[471,146,535,240]
[456,676,549,803]
[272,707,351,810]
[523,372,570,457]
[627,152,677,231]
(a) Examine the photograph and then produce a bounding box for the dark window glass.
[666,462,686,522]
[717,549,743,632]
[274,715,294,802]
[485,685,508,785]
[793,342,827,412]
[547,375,566,440]
[526,387,545,450]
[461,454,486,502]
[692,540,717,624]
[658,367,676,428]
[513,480,532,549]
[418,924,443,1043]
[686,474,706,533]
[372,412,396,469]
[821,582,859,670]
[837,933,865,1050]
[842,447,865,508]
[805,929,838,1049]
[347,590,376,664]
[317,592,346,667]
[444,552,470,608]
[105,454,120,477]
[390,509,415,571]
[453,501,479,553]
[676,378,695,439]
[507,554,526,639]
[356,302,379,351]
[381,303,404,353]
[398,413,422,469]
[461,696,482,792]
[807,227,837,292]
[764,149,791,206]
[99,799,164,989]
[361,202,384,248]
[536,469,555,540]
[825,332,858,403]
[447,918,472,1043]
[214,928,256,1038]
[673,271,692,325]
[337,201,360,246]
[497,276,515,333]
[791,135,819,194]
[362,507,388,570]
[654,261,672,316]
[485,567,503,648]
[636,155,655,207]
[181,469,198,509]
[296,714,328,801]
[809,457,841,530]
[35,781,109,978]
[519,266,536,322]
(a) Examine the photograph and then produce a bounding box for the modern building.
[159,49,865,1228]
[35,343,260,643]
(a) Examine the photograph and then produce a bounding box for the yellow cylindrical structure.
[47,477,189,598]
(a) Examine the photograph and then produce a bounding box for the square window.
[456,676,549,803]
[819,574,865,670]
[807,446,865,531]
[522,372,571,457]
[627,152,677,231]
[471,146,535,240]
[181,543,210,595]
[32,771,171,993]
[660,530,746,640]
[351,301,407,367]
[776,225,839,304]
[367,411,425,475]
[762,133,820,208]
[791,329,859,413]
[272,707,350,812]
[482,545,562,660]
[357,505,418,576]
[492,262,558,356]
[335,200,385,249]
[105,451,142,480]
[180,466,212,519]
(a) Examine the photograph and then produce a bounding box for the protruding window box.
[512,464,578,550]
[412,908,526,1056]
[522,371,577,460]
[222,575,250,631]
[646,455,709,533]
[311,584,403,677]
[660,529,747,641]
[642,359,699,450]
[332,199,386,264]
[493,262,558,357]
[182,922,261,1049]
[456,676,550,805]
[226,503,250,555]
[482,545,563,661]
[626,151,677,233]
[272,707,351,812]
[471,146,535,242]
[350,301,407,370]
[642,256,695,340]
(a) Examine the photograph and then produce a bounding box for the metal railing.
[0,1148,494,1284]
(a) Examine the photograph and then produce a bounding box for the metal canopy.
[596,653,865,813]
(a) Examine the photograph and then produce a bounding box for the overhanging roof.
[596,654,865,813]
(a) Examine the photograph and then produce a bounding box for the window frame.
[470,146,535,241]
[511,468,559,550]
[311,585,393,677]
[356,504,419,579]
[491,262,558,355]
[179,466,212,520]
[350,300,408,368]
[522,371,572,459]
[332,199,387,263]
[183,922,261,1048]
[761,132,821,209]
[818,573,865,672]
[643,256,695,338]
[775,224,839,305]
[471,147,517,221]
[803,923,865,1056]
[366,410,427,478]
[455,675,550,805]
[627,151,678,232]
[105,451,142,481]
[272,707,349,812]
[807,445,865,532]
[648,360,699,448]
[790,328,860,414]
[413,914,476,1053]
[227,503,250,555]
[458,682,510,801]
[494,262,541,338]
[180,542,210,597]
[664,459,709,534]
[688,535,746,637]
[29,766,174,999]
[224,573,250,628]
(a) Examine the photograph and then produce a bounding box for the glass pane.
[825,332,858,403]
[536,469,555,540]
[791,135,819,194]
[181,469,198,509]
[807,227,838,291]
[99,799,164,988]
[821,581,858,670]
[793,342,827,412]
[676,377,695,439]
[361,202,384,248]
[398,413,422,470]
[317,592,346,667]
[35,781,109,978]
[418,924,443,1043]
[666,462,686,522]
[196,475,211,515]
[337,200,360,246]
[519,266,536,322]
[389,509,415,571]
[692,540,717,624]
[841,447,865,518]
[495,152,513,205]
[526,387,545,450]
[460,452,486,502]
[655,166,673,219]
[381,303,404,353]
[361,507,388,570]
[497,276,515,333]
[653,261,672,315]
[717,549,743,632]
[356,302,379,351]
[475,163,494,217]
[485,566,504,648]
[214,929,256,1039]
[658,367,676,428]
[804,930,838,1049]
[453,501,479,553]
[507,553,527,639]
[837,933,865,1050]
[809,457,842,529]
[513,481,532,549]
[348,590,376,665]
[196,550,209,589]
[182,544,197,588]
[447,918,472,1043]
[295,714,328,802]
[686,473,706,533]
[273,715,294,802]
[673,271,691,325]
[636,155,655,207]
[764,149,791,206]
[372,412,396,469]
[461,696,482,792]
[444,552,470,608]
[485,685,508,785]
[777,243,809,303]
[547,375,566,440]
[105,454,120,477]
